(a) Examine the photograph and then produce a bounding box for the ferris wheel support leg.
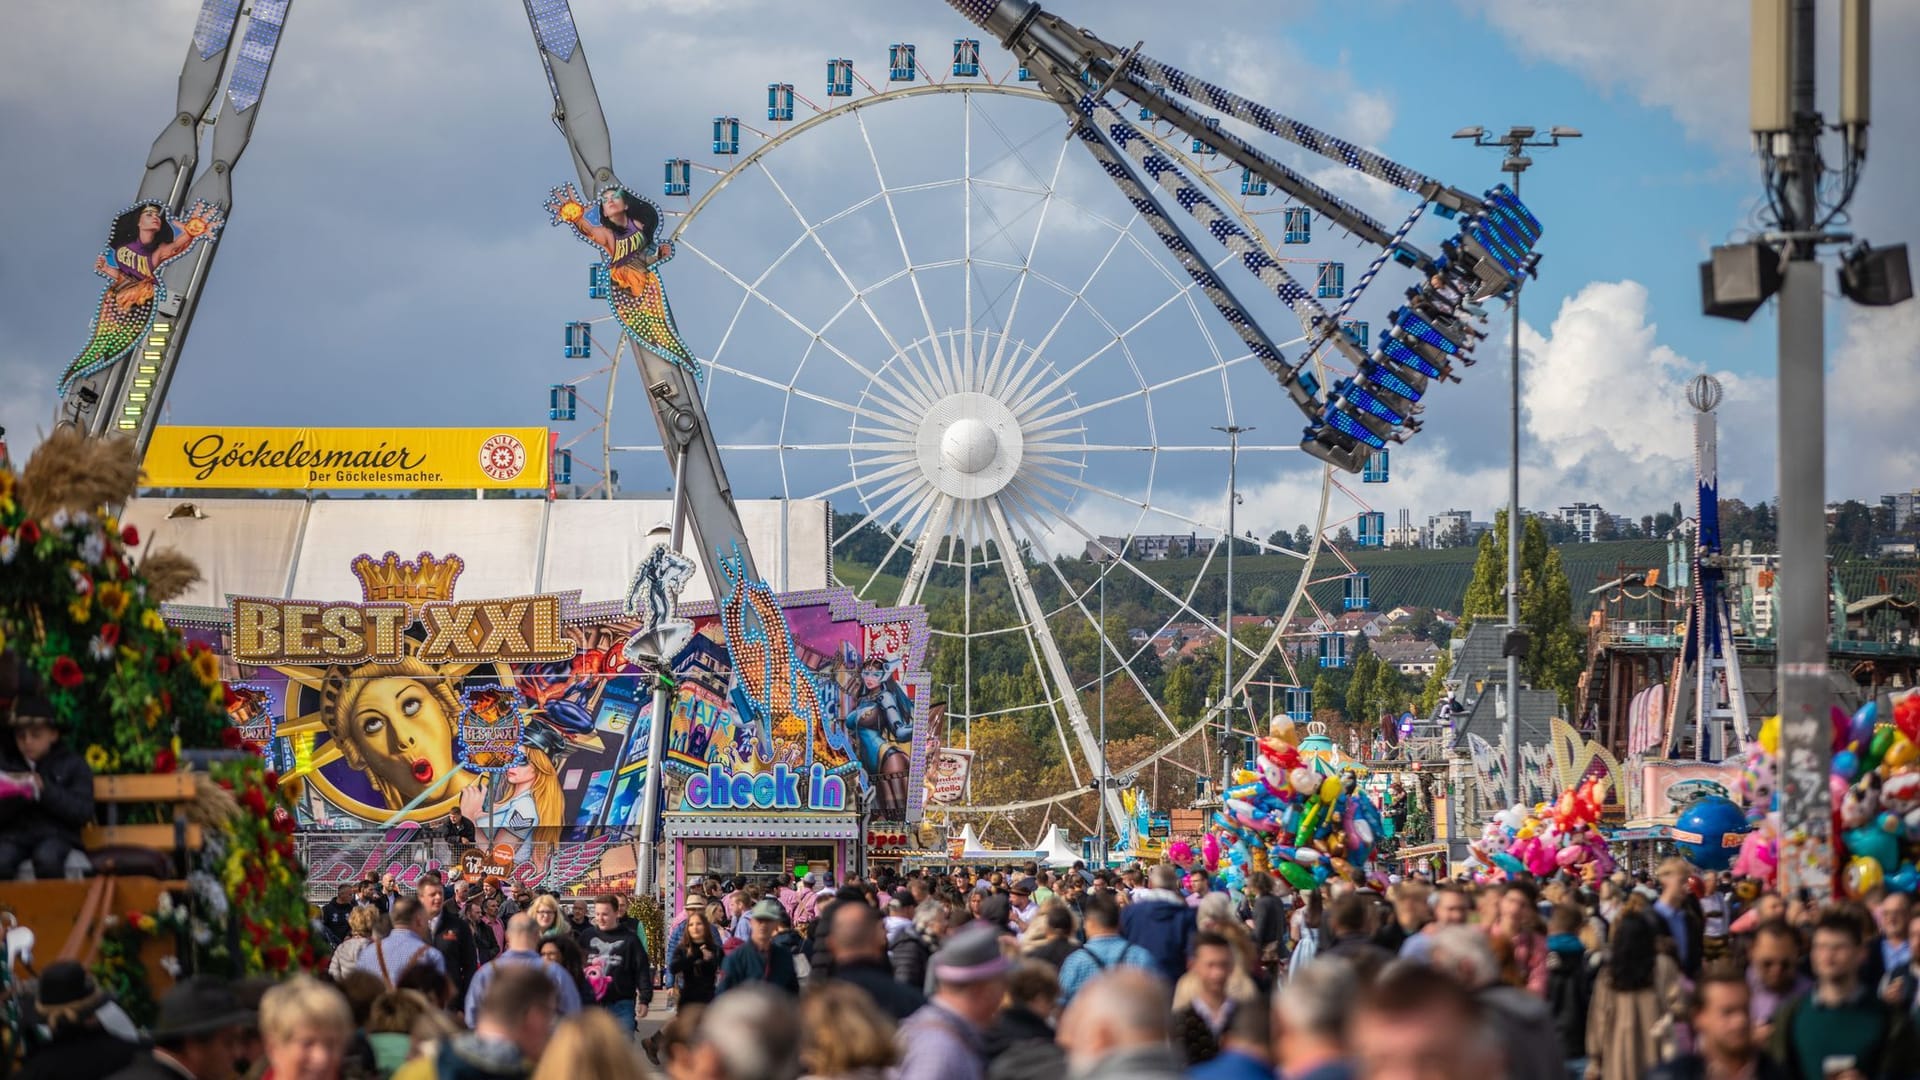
[898,496,954,607]
[983,501,1129,839]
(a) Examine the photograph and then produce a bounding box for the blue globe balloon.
[1672,795,1751,871]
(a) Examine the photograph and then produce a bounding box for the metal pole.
[1505,164,1523,806]
[1775,0,1833,900]
[1214,425,1250,787]
[634,446,688,897]
[1096,571,1108,865]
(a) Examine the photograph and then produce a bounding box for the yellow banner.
[143,427,551,490]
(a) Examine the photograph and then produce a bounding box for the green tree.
[1164,662,1200,724]
[1457,510,1586,713]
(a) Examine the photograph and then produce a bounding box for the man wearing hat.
[17,960,138,1080]
[897,923,1012,1080]
[717,898,799,995]
[106,976,253,1080]
[1009,876,1040,932]
[0,683,95,881]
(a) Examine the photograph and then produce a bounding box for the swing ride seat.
[82,772,205,883]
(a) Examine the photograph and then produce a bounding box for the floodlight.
[1501,629,1531,658]
[1700,242,1782,321]
[1550,126,1582,138]
[1504,125,1536,141]
[1452,126,1485,140]
[1502,153,1532,173]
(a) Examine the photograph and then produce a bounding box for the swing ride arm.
[517,0,758,595]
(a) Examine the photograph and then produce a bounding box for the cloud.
[1829,300,1920,495]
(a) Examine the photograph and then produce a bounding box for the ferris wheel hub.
[917,391,1023,500]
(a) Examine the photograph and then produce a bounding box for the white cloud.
[1829,300,1920,495]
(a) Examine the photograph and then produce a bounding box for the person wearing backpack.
[1056,890,1154,1004]
[356,896,446,988]
[1544,903,1597,1076]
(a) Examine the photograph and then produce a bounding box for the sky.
[1,0,1915,559]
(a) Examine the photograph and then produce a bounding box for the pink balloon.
[1200,833,1221,870]
[1555,844,1586,868]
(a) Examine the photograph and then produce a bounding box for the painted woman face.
[137,207,162,242]
[600,190,627,224]
[504,761,536,786]
[345,677,457,804]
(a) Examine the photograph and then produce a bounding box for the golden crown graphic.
[350,550,464,617]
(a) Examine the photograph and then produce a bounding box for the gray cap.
[749,898,786,922]
[930,923,1012,985]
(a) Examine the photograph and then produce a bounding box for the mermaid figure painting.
[546,183,699,379]
[59,200,223,396]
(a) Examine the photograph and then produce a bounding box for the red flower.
[124,910,145,925]
[50,656,83,689]
[100,623,120,647]
[120,525,139,546]
[264,769,280,788]
[159,690,171,714]
[19,520,39,544]
[220,725,243,749]
[153,748,176,774]
[156,654,171,674]
[240,788,267,815]
[264,946,289,970]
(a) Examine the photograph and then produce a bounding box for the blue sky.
[1,0,1914,551]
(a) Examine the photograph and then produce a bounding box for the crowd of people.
[15,856,1920,1080]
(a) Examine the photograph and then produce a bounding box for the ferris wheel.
[550,40,1408,836]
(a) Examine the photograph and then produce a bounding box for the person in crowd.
[671,908,725,1006]
[1348,960,1503,1080]
[1171,932,1246,1066]
[1766,907,1919,1080]
[256,975,353,1080]
[525,894,567,942]
[365,990,436,1079]
[898,924,1012,1080]
[536,934,595,1021]
[1058,891,1157,1005]
[1700,872,1733,963]
[1543,902,1596,1075]
[395,966,557,1080]
[1320,893,1391,980]
[396,964,457,1014]
[328,971,383,1078]
[1426,925,1564,1080]
[1399,883,1470,962]
[0,689,94,881]
[892,899,948,992]
[1372,881,1429,955]
[664,890,704,1004]
[357,897,446,989]
[798,981,900,1080]
[415,880,478,1001]
[982,959,1061,1070]
[1649,967,1790,1080]
[825,898,925,1020]
[885,888,919,943]
[1248,874,1290,970]
[329,904,384,981]
[706,900,739,952]
[1881,910,1920,1012]
[1866,891,1910,989]
[700,984,803,1080]
[440,807,475,858]
[17,961,138,1080]
[108,976,254,1080]
[1056,967,1182,1080]
[565,899,592,938]
[653,1004,709,1080]
[1121,864,1195,984]
[720,899,801,995]
[1749,919,1812,1035]
[1008,877,1039,932]
[1187,986,1273,1080]
[320,884,359,948]
[530,1008,649,1080]
[579,892,652,1031]
[1654,858,1706,980]
[1583,906,1682,1080]
[1494,881,1551,995]
[463,899,501,966]
[1022,903,1079,970]
[1272,954,1356,1080]
[463,913,582,1027]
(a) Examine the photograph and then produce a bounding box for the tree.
[1406,608,1438,641]
[1345,651,1377,722]
[1294,525,1313,550]
[1267,529,1293,551]
[1164,663,1200,725]
[1335,526,1355,546]
[1311,671,1341,725]
[1456,510,1587,713]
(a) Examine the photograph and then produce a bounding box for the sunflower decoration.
[0,429,226,771]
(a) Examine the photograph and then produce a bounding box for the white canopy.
[1038,825,1083,869]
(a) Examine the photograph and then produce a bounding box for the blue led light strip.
[526,0,581,62]
[1326,409,1387,449]
[224,0,288,113]
[1394,311,1463,355]
[192,0,242,61]
[1379,338,1444,379]
[1079,94,1332,338]
[1123,52,1437,195]
[1363,362,1422,403]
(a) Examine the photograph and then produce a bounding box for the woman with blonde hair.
[531,1008,652,1080]
[799,981,898,1080]
[527,893,567,940]
[365,989,435,1078]
[258,975,354,1080]
[328,904,383,981]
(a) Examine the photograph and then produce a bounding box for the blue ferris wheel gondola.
[1361,450,1390,484]
[826,58,854,97]
[767,83,795,122]
[951,38,980,77]
[888,43,917,82]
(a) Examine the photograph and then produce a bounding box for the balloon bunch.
[1205,733,1386,891]
[1732,691,1920,898]
[1467,776,1617,880]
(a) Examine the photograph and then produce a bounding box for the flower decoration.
[51,656,84,688]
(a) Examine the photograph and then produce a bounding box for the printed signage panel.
[144,426,550,490]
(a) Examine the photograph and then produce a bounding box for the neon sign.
[684,763,846,812]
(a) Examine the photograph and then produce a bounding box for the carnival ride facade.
[48,0,1547,854]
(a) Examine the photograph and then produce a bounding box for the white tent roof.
[1038,825,1082,869]
[124,496,830,607]
[956,823,985,853]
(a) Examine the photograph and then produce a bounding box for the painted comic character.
[547,184,699,379]
[61,200,223,395]
[840,643,914,816]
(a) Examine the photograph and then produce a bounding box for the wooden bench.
[0,772,202,988]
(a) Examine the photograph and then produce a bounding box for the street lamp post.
[1095,570,1108,867]
[1453,124,1579,803]
[1212,425,1251,789]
